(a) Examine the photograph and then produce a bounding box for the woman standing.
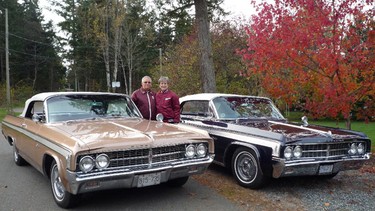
[156,76,180,123]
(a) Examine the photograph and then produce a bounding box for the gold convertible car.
[1,92,214,208]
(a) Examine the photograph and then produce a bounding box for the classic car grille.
[76,143,206,173]
[294,141,367,160]
[107,145,186,168]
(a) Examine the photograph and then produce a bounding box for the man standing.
[156,76,180,123]
[131,76,157,120]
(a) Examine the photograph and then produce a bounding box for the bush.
[0,83,33,107]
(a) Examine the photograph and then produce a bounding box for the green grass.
[0,108,7,121]
[285,112,374,150]
[0,107,21,122]
[309,120,374,148]
[309,121,374,138]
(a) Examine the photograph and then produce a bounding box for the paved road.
[0,125,242,211]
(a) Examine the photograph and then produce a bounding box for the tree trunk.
[103,44,111,92]
[194,0,216,93]
[32,45,38,92]
[104,3,111,92]
[346,115,352,130]
[113,27,120,93]
[120,57,129,95]
[127,38,133,94]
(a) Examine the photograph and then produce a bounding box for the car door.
[16,101,44,169]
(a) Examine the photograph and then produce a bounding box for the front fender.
[225,141,274,177]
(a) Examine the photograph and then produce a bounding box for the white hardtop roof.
[180,93,270,102]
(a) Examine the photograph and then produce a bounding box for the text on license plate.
[319,165,333,174]
[137,173,161,187]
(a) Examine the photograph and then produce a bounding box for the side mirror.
[206,112,214,118]
[32,113,42,122]
[156,113,164,122]
[301,116,308,127]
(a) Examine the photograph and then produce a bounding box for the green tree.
[154,0,226,93]
[53,0,98,91]
[160,20,250,96]
[120,0,158,94]
[0,0,65,94]
[54,0,160,93]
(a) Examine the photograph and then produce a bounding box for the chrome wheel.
[13,143,25,166]
[51,162,65,200]
[232,147,265,189]
[13,145,19,162]
[234,151,257,183]
[50,160,77,208]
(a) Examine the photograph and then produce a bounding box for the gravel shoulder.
[193,153,375,211]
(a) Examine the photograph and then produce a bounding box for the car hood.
[196,119,368,144]
[48,118,208,150]
[235,119,368,143]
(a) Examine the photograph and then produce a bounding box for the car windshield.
[46,94,141,123]
[212,96,285,120]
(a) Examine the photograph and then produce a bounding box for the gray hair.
[158,76,169,83]
[141,76,152,83]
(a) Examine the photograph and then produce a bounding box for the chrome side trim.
[182,121,282,157]
[209,128,281,157]
[2,121,72,164]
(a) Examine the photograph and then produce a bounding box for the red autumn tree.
[240,0,375,128]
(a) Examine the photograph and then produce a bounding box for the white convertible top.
[21,92,127,117]
[180,93,270,103]
[27,92,125,102]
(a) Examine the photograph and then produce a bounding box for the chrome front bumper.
[65,156,214,195]
[272,153,371,178]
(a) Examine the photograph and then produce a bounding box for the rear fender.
[4,134,14,146]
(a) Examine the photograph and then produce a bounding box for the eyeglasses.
[143,81,151,84]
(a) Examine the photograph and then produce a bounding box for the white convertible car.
[2,92,214,208]
[179,93,371,189]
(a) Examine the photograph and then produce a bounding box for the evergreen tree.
[0,0,65,96]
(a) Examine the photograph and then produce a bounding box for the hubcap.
[13,145,19,162]
[236,151,257,183]
[52,164,65,200]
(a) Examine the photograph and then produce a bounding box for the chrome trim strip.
[2,121,72,161]
[74,157,214,182]
[66,156,214,194]
[185,122,282,157]
[272,153,370,178]
[284,155,370,166]
[212,131,281,156]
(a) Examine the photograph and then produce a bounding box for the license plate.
[319,165,333,174]
[137,173,161,187]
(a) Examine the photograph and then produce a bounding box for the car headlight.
[185,144,196,158]
[284,146,293,160]
[293,146,303,158]
[79,156,94,173]
[196,143,207,158]
[96,154,110,170]
[349,143,357,155]
[357,143,365,155]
